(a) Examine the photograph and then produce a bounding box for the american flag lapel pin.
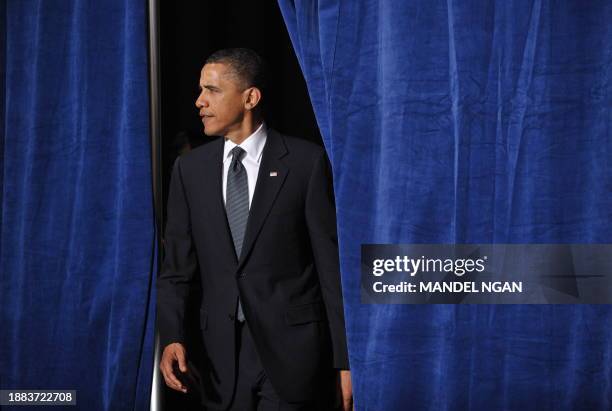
[269,171,278,177]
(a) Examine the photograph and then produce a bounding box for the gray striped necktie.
[226,146,248,322]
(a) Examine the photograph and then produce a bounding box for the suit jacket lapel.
[201,137,239,265]
[238,129,288,270]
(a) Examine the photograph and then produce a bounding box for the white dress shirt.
[222,122,267,208]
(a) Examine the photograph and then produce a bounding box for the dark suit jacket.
[157,128,349,409]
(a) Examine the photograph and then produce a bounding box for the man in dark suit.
[157,48,352,410]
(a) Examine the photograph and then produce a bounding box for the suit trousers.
[225,320,337,411]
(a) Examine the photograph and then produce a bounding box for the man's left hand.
[338,370,353,411]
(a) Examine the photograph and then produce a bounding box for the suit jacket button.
[229,314,235,321]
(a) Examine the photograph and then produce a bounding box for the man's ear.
[244,87,262,111]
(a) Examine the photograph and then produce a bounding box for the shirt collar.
[223,122,267,164]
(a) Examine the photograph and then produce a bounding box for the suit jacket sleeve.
[305,148,350,369]
[157,157,199,349]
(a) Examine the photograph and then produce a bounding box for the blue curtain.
[278,1,612,410]
[0,1,155,410]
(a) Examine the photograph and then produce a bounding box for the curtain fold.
[278,1,612,409]
[0,1,155,410]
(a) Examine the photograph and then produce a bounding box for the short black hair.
[205,48,267,96]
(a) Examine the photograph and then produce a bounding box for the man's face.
[195,63,248,137]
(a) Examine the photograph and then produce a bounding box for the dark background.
[158,1,320,409]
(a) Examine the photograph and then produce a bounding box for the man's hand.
[160,342,189,393]
[338,370,353,411]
